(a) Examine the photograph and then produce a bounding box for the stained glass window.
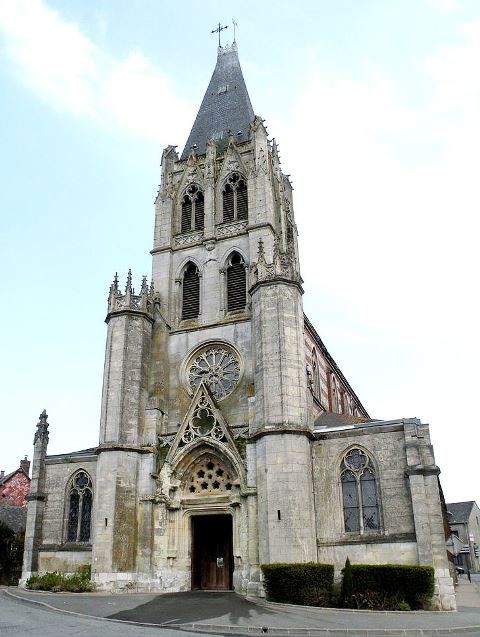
[340,449,379,533]
[66,471,93,543]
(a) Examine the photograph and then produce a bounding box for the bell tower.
[151,42,316,570]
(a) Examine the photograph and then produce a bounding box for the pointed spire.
[181,43,254,159]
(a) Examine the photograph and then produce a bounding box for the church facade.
[22,44,455,609]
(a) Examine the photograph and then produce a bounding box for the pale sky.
[0,0,478,504]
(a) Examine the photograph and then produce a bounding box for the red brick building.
[0,458,31,506]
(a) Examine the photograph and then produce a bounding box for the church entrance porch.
[191,514,233,590]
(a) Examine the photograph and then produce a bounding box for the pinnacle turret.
[107,271,157,319]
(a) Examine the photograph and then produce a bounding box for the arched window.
[312,348,321,399]
[182,262,200,320]
[330,375,340,412]
[181,184,204,233]
[222,173,248,222]
[226,252,247,312]
[340,448,379,533]
[66,470,93,543]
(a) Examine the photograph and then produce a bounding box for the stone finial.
[257,238,266,263]
[34,409,49,445]
[125,269,133,293]
[107,271,156,320]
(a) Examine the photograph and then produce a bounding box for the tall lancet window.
[66,471,93,543]
[226,252,247,312]
[340,448,380,533]
[182,262,200,320]
[181,184,204,233]
[222,173,248,222]
[312,348,321,399]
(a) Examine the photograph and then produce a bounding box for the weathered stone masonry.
[22,42,455,609]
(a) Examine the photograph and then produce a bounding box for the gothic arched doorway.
[180,452,239,590]
[191,514,233,590]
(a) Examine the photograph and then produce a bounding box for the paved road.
[0,590,218,637]
[3,580,480,636]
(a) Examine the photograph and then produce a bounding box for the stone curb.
[247,597,455,615]
[4,589,480,636]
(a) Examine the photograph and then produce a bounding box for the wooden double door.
[191,514,233,590]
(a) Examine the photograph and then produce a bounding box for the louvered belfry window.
[194,191,205,230]
[181,184,204,233]
[223,184,234,222]
[223,173,248,222]
[227,252,246,312]
[182,262,200,320]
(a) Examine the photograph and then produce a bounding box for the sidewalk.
[4,580,480,636]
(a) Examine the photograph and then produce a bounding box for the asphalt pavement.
[2,575,480,636]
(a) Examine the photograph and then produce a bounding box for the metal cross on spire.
[211,22,228,47]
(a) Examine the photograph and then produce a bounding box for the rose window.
[184,456,239,495]
[187,347,240,400]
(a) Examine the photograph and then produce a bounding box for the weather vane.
[232,18,238,43]
[211,22,228,47]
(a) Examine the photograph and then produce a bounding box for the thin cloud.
[276,21,479,342]
[0,0,194,143]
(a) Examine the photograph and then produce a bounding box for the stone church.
[21,43,455,609]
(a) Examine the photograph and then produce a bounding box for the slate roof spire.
[181,43,254,159]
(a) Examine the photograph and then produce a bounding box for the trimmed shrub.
[26,568,95,593]
[341,564,434,610]
[261,562,334,606]
[340,557,353,606]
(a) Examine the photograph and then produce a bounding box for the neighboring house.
[0,458,30,506]
[0,505,28,534]
[447,501,480,573]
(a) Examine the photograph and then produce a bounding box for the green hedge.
[343,563,434,610]
[261,562,334,606]
[26,566,94,593]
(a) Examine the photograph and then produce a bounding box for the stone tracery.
[183,455,238,495]
[187,347,240,400]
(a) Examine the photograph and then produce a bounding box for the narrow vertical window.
[226,252,246,312]
[222,173,248,222]
[312,348,321,399]
[236,179,248,220]
[360,468,379,530]
[341,448,380,533]
[66,471,93,543]
[182,263,200,320]
[223,183,234,222]
[181,195,192,232]
[195,191,205,231]
[180,184,204,233]
[341,470,360,532]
